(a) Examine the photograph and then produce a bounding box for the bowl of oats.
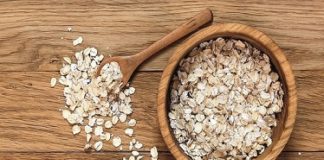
[157,23,297,160]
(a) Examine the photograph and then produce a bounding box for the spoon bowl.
[96,55,139,87]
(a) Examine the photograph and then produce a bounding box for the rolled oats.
[94,141,103,151]
[50,78,57,87]
[104,120,113,129]
[169,38,284,159]
[84,125,92,134]
[134,141,143,149]
[55,36,150,159]
[94,126,103,136]
[63,57,72,64]
[150,147,158,160]
[132,151,139,156]
[125,128,134,137]
[73,36,83,46]
[112,136,122,147]
[105,132,111,141]
[128,119,137,127]
[72,125,81,135]
[129,156,135,160]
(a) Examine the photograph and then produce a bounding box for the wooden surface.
[97,8,212,85]
[0,0,324,159]
[157,23,297,160]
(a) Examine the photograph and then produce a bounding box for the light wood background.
[0,0,323,159]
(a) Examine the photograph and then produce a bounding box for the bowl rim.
[157,23,297,160]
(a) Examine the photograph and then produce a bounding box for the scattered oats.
[88,118,96,127]
[134,141,143,149]
[67,27,72,32]
[72,125,81,135]
[125,128,134,137]
[136,156,143,160]
[112,136,122,147]
[132,151,139,156]
[56,46,138,155]
[96,118,105,125]
[119,114,127,123]
[100,133,107,140]
[63,57,71,64]
[129,141,134,150]
[84,143,91,150]
[94,141,103,151]
[119,146,123,150]
[105,132,111,141]
[85,125,92,133]
[86,133,91,142]
[50,78,57,87]
[298,152,302,156]
[62,109,71,119]
[128,119,137,127]
[90,47,98,57]
[73,36,83,46]
[94,126,103,136]
[129,156,135,160]
[169,38,284,159]
[104,120,113,129]
[131,139,137,144]
[129,87,135,94]
[150,147,158,159]
[112,116,119,125]
[67,113,82,124]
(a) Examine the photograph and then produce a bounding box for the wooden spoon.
[96,8,213,86]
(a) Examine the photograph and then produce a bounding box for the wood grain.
[0,0,323,72]
[0,71,323,153]
[0,0,324,159]
[0,152,321,160]
[0,152,174,160]
[0,72,166,152]
[97,9,213,86]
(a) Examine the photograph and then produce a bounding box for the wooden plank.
[285,70,324,151]
[0,71,323,152]
[0,152,322,160]
[0,0,324,72]
[279,152,324,160]
[0,72,165,152]
[0,152,173,160]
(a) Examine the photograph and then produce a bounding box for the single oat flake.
[112,136,122,147]
[73,36,83,46]
[50,78,56,87]
[150,146,158,160]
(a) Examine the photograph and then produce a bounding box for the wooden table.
[0,0,323,159]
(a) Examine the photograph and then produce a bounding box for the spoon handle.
[133,8,213,64]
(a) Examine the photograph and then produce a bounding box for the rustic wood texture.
[0,0,324,72]
[0,0,323,159]
[97,9,213,85]
[0,152,320,160]
[0,71,323,155]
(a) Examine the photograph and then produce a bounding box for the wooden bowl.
[157,23,297,160]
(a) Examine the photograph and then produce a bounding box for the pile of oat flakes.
[51,33,158,160]
[169,38,284,159]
